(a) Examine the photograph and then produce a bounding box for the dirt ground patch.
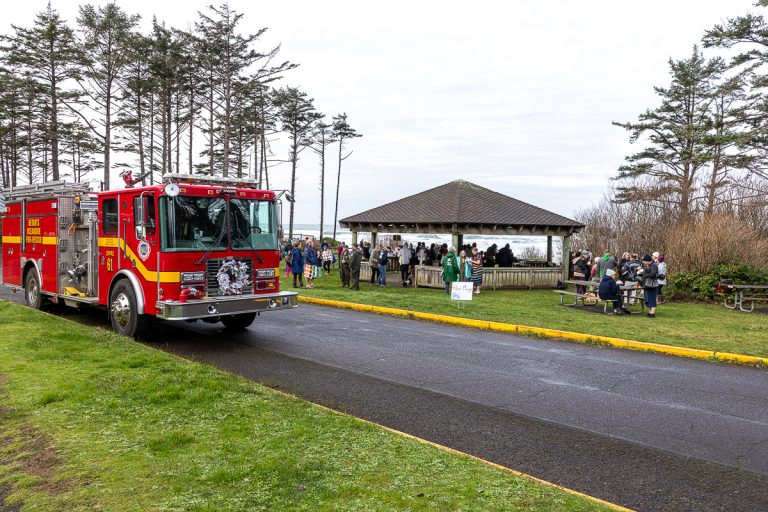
[0,374,70,506]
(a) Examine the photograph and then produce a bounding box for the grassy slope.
[292,269,768,358]
[0,301,612,512]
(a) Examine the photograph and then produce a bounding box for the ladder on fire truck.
[6,180,91,201]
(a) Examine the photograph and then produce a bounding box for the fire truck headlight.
[181,271,205,284]
[256,269,275,278]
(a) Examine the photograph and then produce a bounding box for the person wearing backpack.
[377,247,389,286]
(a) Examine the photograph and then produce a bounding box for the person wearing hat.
[349,243,362,291]
[598,268,628,315]
[637,253,659,317]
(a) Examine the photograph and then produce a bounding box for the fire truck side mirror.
[135,225,147,241]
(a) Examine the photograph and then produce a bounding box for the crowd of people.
[281,239,487,294]
[569,250,668,318]
[282,239,669,316]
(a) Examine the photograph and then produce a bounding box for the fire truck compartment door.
[2,215,21,286]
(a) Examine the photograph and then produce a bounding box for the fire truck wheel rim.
[26,277,39,307]
[111,292,132,329]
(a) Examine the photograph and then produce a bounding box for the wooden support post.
[562,235,571,284]
[371,232,378,247]
[352,231,358,245]
[546,236,553,264]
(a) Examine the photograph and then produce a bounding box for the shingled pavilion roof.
[339,180,583,236]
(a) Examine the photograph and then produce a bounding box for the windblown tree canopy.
[0,0,360,216]
[613,46,760,223]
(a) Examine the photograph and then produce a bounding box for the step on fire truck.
[1,174,298,338]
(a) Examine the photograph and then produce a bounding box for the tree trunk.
[319,134,325,241]
[332,137,344,242]
[104,86,111,189]
[188,87,194,174]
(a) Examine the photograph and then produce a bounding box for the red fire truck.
[1,174,297,338]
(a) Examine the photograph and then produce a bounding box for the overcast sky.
[4,0,759,226]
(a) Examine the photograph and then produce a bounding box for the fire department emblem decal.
[217,259,251,295]
[137,240,151,261]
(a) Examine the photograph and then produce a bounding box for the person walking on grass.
[599,268,628,315]
[469,246,483,294]
[377,247,389,287]
[304,242,318,289]
[400,243,413,286]
[442,246,460,294]
[290,242,305,288]
[322,245,334,276]
[339,245,351,287]
[350,243,362,291]
[654,252,667,304]
[637,253,659,318]
[369,244,381,285]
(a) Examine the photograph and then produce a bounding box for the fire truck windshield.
[159,195,278,252]
[229,198,278,251]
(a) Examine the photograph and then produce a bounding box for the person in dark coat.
[637,253,659,318]
[290,242,304,288]
[598,268,626,315]
[349,243,362,291]
[339,245,351,287]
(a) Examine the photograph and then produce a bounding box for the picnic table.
[718,283,768,312]
[555,280,645,314]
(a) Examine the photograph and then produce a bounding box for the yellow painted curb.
[299,296,768,368]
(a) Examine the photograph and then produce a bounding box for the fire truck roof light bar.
[162,173,261,189]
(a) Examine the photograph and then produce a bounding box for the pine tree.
[613,47,724,222]
[331,113,361,242]
[273,86,322,239]
[311,119,334,241]
[75,2,139,189]
[4,3,81,182]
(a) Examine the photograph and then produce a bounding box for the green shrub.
[666,263,768,302]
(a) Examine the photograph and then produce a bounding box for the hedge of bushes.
[666,263,768,302]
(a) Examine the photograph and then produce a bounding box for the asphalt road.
[213,304,768,476]
[3,288,768,511]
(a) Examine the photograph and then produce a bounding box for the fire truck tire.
[220,313,257,330]
[109,280,151,339]
[24,270,43,310]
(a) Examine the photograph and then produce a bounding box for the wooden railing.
[413,265,561,290]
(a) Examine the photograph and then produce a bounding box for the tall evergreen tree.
[4,3,81,181]
[311,119,334,241]
[75,2,139,189]
[330,113,361,242]
[613,47,724,222]
[273,86,322,239]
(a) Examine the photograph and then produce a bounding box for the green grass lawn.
[291,267,768,358]
[0,301,614,512]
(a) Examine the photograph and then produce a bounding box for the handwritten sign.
[451,282,474,301]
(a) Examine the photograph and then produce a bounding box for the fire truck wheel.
[109,280,151,339]
[220,313,256,330]
[24,270,43,310]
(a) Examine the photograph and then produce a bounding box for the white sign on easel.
[451,282,474,301]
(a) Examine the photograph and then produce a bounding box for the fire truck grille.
[205,258,254,296]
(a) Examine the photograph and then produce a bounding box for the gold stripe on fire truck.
[98,237,181,283]
[2,236,20,244]
[3,236,58,245]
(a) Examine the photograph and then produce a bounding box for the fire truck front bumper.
[155,291,298,320]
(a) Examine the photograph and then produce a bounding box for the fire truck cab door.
[121,192,158,280]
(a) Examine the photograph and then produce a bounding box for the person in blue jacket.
[598,268,627,315]
[290,242,304,288]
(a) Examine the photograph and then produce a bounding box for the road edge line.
[298,296,768,368]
